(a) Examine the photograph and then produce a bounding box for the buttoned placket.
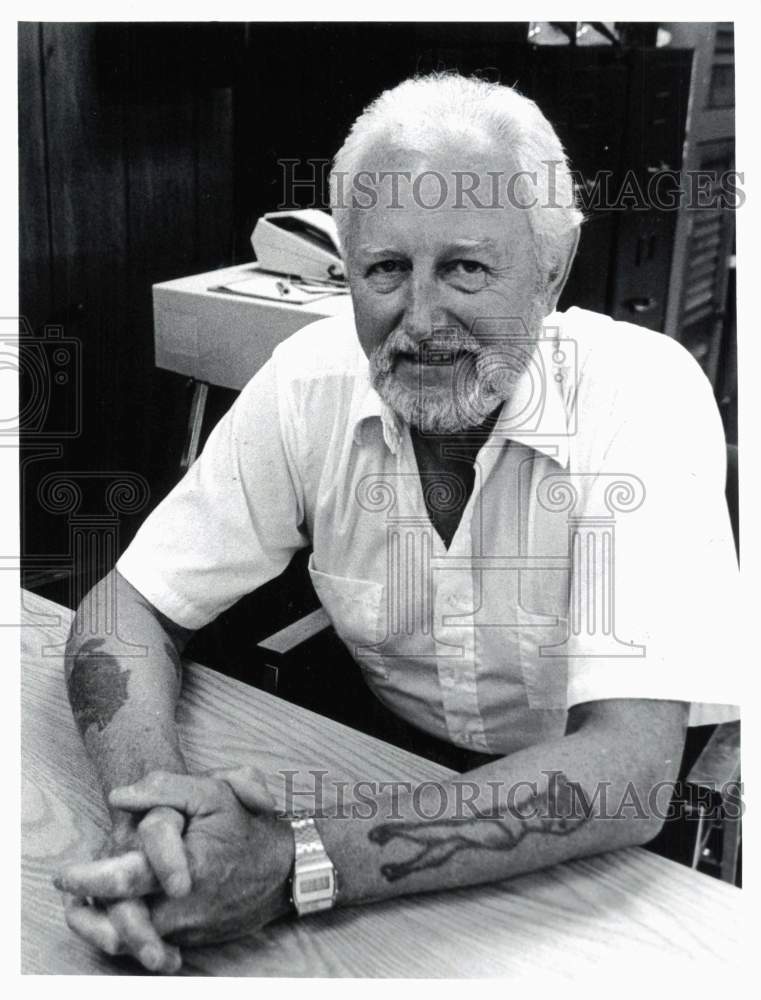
[398,425,508,753]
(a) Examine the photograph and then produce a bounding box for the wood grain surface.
[21,590,744,977]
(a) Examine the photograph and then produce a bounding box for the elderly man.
[55,73,738,973]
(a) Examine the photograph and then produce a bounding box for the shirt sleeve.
[564,336,742,714]
[116,357,309,630]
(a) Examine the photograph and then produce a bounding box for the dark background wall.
[19,21,736,638]
[19,23,237,579]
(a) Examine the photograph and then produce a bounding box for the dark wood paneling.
[18,22,52,334]
[42,22,131,468]
[122,28,199,492]
[196,87,235,271]
[20,24,133,575]
[19,23,238,595]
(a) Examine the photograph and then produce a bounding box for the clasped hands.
[52,767,295,974]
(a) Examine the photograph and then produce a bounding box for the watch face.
[294,865,337,913]
[299,873,333,895]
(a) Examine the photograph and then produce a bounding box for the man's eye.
[367,260,407,275]
[443,259,490,290]
[365,260,409,287]
[447,259,487,274]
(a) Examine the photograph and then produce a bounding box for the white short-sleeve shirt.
[118,307,741,755]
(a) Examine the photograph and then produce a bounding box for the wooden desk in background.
[21,590,744,977]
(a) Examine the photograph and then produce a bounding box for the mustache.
[372,328,481,373]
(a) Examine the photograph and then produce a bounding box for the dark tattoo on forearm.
[66,638,131,737]
[369,772,590,882]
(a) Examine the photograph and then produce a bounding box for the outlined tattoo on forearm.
[65,637,131,737]
[368,772,591,882]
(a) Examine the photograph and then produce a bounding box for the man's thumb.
[214,765,276,813]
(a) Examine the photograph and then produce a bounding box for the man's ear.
[543,227,580,315]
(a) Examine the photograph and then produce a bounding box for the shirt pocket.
[307,554,389,679]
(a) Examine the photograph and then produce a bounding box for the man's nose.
[404,275,445,342]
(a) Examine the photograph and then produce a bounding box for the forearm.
[318,700,686,908]
[65,570,193,818]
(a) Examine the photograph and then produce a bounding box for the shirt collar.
[351,368,404,455]
[351,319,571,468]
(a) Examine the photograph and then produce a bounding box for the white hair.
[330,72,583,285]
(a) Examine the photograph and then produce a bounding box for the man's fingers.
[63,894,182,974]
[215,765,276,813]
[138,807,191,898]
[109,772,217,815]
[63,894,121,956]
[54,850,157,899]
[108,899,183,974]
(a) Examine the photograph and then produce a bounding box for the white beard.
[368,311,544,434]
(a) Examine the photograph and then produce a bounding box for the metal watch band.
[290,816,338,917]
[292,816,324,858]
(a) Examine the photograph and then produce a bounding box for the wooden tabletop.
[21,589,744,978]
